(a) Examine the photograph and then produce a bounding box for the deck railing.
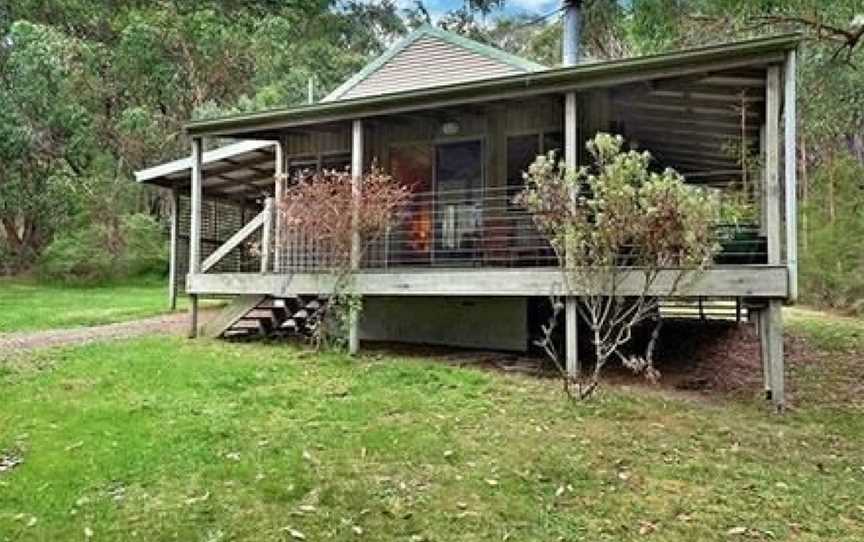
[267,186,767,274]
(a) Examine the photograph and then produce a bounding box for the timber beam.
[187,267,790,298]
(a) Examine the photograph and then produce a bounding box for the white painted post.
[564,91,579,377]
[765,66,782,265]
[274,137,287,273]
[260,197,274,274]
[189,137,203,338]
[784,49,798,302]
[168,189,180,310]
[349,119,364,355]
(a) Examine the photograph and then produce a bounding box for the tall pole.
[562,0,582,377]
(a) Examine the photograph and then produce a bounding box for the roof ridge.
[322,23,547,102]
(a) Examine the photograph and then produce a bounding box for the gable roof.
[322,24,547,102]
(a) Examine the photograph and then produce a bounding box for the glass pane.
[389,144,434,265]
[435,140,483,263]
[542,131,563,158]
[507,134,540,200]
[287,156,316,183]
[321,152,351,172]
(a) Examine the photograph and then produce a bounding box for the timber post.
[348,119,363,355]
[260,197,274,273]
[784,49,798,302]
[760,64,785,412]
[167,189,180,311]
[188,136,203,338]
[274,136,287,273]
[564,90,580,378]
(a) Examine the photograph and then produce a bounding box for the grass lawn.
[0,278,184,333]
[1,313,862,540]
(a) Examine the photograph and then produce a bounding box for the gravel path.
[0,311,207,358]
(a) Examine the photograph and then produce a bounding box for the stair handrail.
[201,197,274,273]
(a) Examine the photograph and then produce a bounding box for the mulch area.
[362,319,824,406]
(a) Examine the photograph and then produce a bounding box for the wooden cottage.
[135,25,800,409]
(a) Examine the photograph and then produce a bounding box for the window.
[321,152,351,172]
[507,134,540,198]
[506,131,564,199]
[542,131,563,158]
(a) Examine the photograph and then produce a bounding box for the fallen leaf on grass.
[185,491,210,505]
[639,521,657,535]
[282,527,306,540]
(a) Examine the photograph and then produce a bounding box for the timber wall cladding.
[174,195,261,293]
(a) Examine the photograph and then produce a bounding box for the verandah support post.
[564,91,579,378]
[274,136,287,273]
[260,197,274,273]
[348,119,363,355]
[765,66,782,265]
[757,307,771,398]
[188,137,203,338]
[760,64,785,411]
[784,49,798,302]
[167,189,180,311]
[766,299,785,412]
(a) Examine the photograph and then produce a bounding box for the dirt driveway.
[0,311,213,359]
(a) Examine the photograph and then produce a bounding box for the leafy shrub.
[38,214,167,283]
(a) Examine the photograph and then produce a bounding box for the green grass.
[786,306,864,352]
[0,278,184,333]
[1,328,862,541]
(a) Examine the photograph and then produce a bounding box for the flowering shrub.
[278,167,410,349]
[517,133,723,398]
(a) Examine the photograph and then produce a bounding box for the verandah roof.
[134,140,276,201]
[135,33,799,199]
[184,33,799,139]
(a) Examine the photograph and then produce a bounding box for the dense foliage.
[1,0,862,308]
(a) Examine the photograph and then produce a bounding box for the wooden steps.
[204,295,328,340]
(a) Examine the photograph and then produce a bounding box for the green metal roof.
[323,24,547,102]
[187,33,800,138]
